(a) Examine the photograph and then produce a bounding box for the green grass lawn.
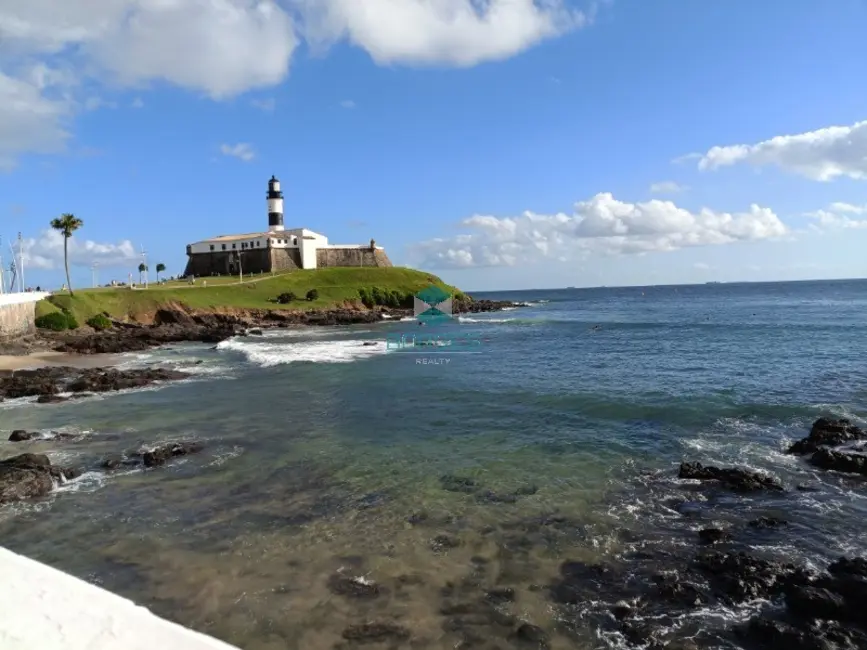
[36,267,460,322]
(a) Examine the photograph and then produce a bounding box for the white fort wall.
[0,546,241,650]
[0,292,50,340]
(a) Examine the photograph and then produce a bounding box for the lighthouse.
[267,175,284,232]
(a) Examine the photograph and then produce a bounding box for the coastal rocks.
[327,572,382,599]
[8,430,80,442]
[693,550,812,603]
[101,441,205,470]
[697,528,732,544]
[787,417,866,455]
[678,461,784,492]
[453,299,519,314]
[9,430,38,442]
[47,321,239,355]
[809,448,867,477]
[0,366,190,403]
[0,453,80,505]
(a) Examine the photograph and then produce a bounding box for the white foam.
[216,337,386,366]
[457,316,516,324]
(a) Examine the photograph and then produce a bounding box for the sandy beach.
[0,351,121,372]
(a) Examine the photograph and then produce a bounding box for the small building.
[183,176,391,277]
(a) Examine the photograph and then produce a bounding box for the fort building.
[183,176,391,277]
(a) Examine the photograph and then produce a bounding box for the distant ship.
[706,281,721,285]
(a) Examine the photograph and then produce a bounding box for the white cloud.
[16,228,139,270]
[250,97,276,111]
[340,99,356,109]
[0,0,595,169]
[650,181,686,194]
[296,0,587,66]
[409,193,788,268]
[806,202,867,230]
[130,97,144,109]
[697,120,867,181]
[220,142,255,162]
[0,69,71,170]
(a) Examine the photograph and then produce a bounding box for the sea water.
[1,279,866,649]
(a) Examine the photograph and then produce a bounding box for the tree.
[49,213,83,296]
[156,263,166,282]
[138,262,148,285]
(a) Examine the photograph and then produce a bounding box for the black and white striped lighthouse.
[267,175,284,232]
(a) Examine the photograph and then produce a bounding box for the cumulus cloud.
[0,0,593,169]
[806,202,867,230]
[296,0,586,67]
[409,193,788,268]
[16,229,139,270]
[220,142,255,161]
[696,120,867,181]
[650,181,686,194]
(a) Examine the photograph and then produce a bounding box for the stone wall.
[183,249,273,277]
[270,248,303,272]
[0,301,36,340]
[316,248,393,268]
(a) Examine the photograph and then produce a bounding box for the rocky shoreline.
[2,300,521,357]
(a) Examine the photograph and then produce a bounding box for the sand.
[0,351,121,371]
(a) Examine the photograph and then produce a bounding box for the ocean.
[2,279,866,649]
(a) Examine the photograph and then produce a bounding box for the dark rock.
[611,601,633,620]
[0,453,78,504]
[785,586,848,621]
[652,573,708,607]
[744,618,867,650]
[695,551,811,603]
[441,474,478,493]
[327,573,381,599]
[247,329,263,336]
[407,511,428,525]
[476,490,518,504]
[341,622,410,643]
[68,368,190,393]
[485,587,515,604]
[141,441,204,467]
[36,394,68,404]
[509,623,549,649]
[431,534,461,551]
[788,417,866,455]
[748,516,788,529]
[550,561,619,605]
[8,430,37,442]
[678,461,783,492]
[810,448,867,476]
[698,528,732,544]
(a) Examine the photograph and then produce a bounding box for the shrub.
[86,314,112,331]
[306,288,319,301]
[358,288,374,308]
[371,286,385,306]
[35,311,78,331]
[276,292,296,304]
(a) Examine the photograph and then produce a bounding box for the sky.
[1,0,866,292]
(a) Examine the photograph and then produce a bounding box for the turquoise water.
[1,279,866,649]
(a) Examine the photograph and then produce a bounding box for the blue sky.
[1,0,866,291]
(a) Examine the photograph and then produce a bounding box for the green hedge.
[306,288,319,301]
[86,313,113,331]
[35,311,79,331]
[357,286,415,309]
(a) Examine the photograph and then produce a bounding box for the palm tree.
[50,213,83,296]
[138,262,148,285]
[156,263,166,282]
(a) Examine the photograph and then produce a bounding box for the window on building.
[210,245,214,251]
[232,244,236,249]
[293,236,297,245]
[222,244,226,251]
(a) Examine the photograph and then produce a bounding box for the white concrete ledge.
[0,292,50,307]
[0,546,241,650]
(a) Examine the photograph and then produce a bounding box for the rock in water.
[8,430,38,442]
[141,441,204,467]
[788,417,866,454]
[809,448,867,477]
[0,453,78,504]
[678,461,783,492]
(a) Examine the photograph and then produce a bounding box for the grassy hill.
[36,267,462,323]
